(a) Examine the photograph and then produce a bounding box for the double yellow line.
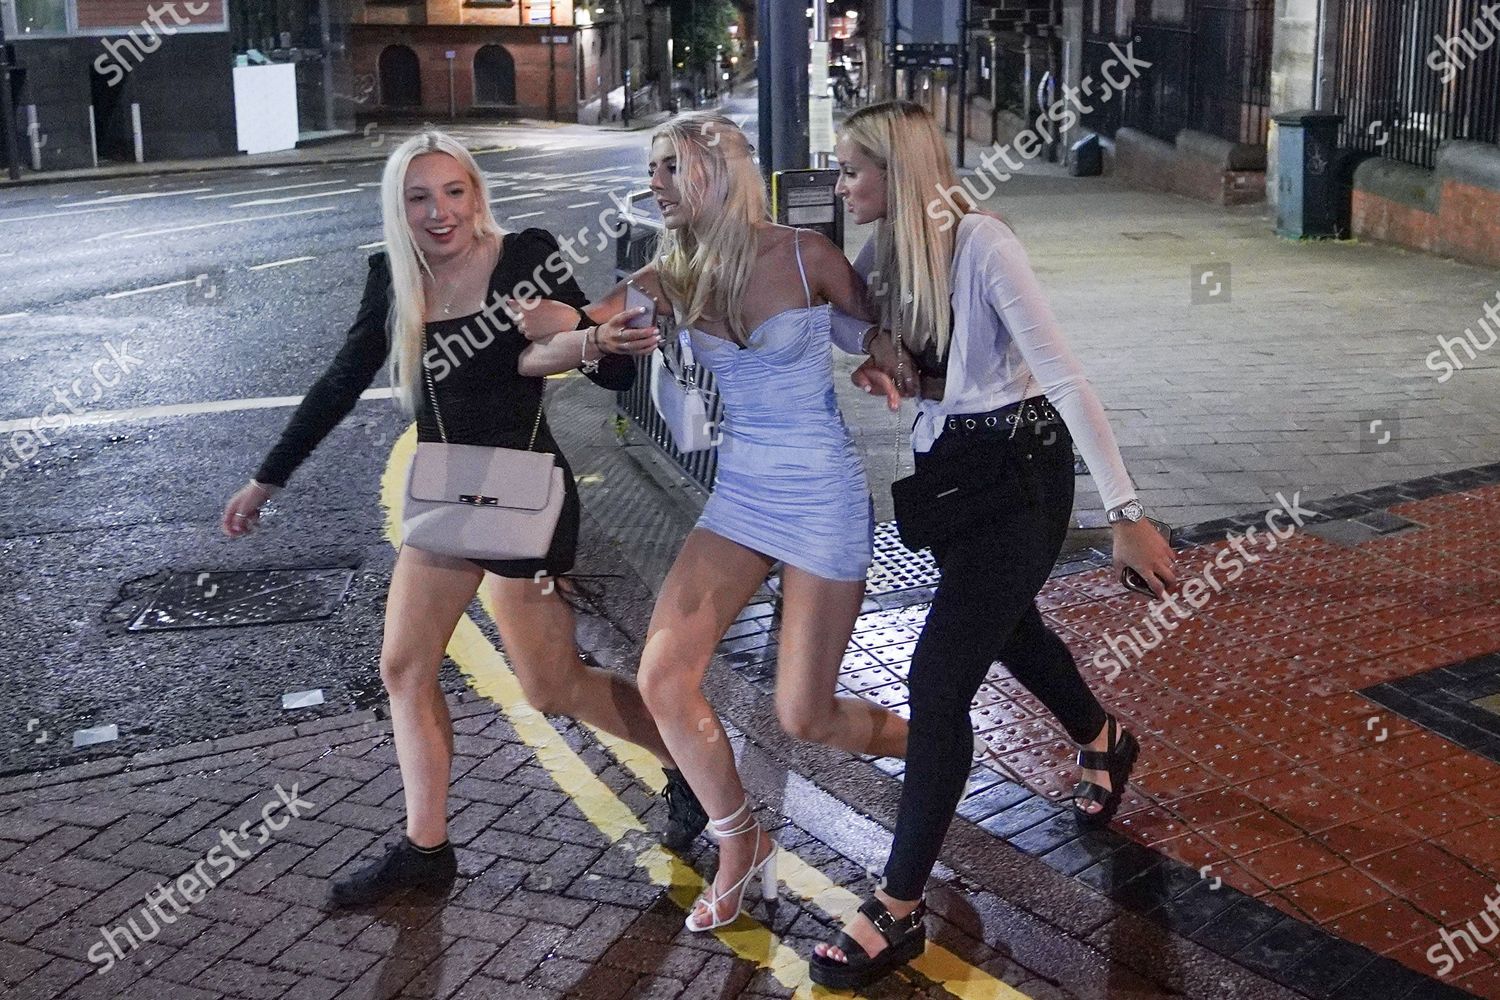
[379,428,1029,999]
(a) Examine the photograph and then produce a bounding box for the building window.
[12,0,68,34]
[474,44,517,105]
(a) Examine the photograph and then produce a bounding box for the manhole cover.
[1305,509,1421,547]
[866,521,939,596]
[128,568,355,632]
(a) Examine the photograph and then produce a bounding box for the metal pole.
[887,0,898,102]
[318,0,335,131]
[812,0,829,168]
[767,0,809,172]
[757,0,773,173]
[548,0,557,120]
[622,1,631,126]
[956,0,969,168]
[0,24,20,180]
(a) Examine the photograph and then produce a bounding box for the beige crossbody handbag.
[401,359,565,561]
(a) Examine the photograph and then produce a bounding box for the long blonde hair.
[652,112,769,346]
[838,101,975,359]
[379,131,503,412]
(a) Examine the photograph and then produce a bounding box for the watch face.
[1125,501,1144,521]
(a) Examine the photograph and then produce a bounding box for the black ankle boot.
[326,837,457,909]
[661,768,709,850]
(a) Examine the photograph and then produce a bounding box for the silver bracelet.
[579,326,600,374]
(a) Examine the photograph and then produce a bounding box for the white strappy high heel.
[685,798,779,932]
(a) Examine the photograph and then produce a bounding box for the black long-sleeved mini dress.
[254,228,633,578]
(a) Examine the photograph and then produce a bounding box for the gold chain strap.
[421,332,544,451]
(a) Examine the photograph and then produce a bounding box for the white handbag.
[650,329,716,454]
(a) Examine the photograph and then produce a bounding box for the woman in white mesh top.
[809,100,1179,990]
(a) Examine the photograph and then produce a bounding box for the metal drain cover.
[866,521,939,596]
[128,568,355,632]
[1305,509,1420,547]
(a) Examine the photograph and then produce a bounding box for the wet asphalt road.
[0,114,740,776]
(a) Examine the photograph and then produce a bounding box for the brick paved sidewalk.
[0,686,1255,1000]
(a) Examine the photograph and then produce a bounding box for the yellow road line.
[379,427,1029,999]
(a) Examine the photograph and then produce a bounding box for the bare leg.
[485,572,677,766]
[380,545,484,847]
[773,566,908,759]
[636,529,777,926]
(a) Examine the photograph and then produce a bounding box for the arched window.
[379,45,422,108]
[474,44,518,106]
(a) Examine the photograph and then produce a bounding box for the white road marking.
[104,277,198,299]
[358,240,385,250]
[0,311,29,321]
[566,201,601,209]
[84,205,340,243]
[248,255,317,271]
[0,205,127,225]
[232,187,361,207]
[504,150,565,161]
[508,211,545,220]
[196,180,350,200]
[0,387,397,435]
[489,192,536,202]
[56,187,212,207]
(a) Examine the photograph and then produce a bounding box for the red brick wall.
[1113,128,1266,206]
[1352,191,1439,255]
[1439,179,1500,267]
[76,0,225,30]
[354,27,577,121]
[1352,175,1500,269]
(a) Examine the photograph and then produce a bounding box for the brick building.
[348,0,672,124]
[2,0,353,170]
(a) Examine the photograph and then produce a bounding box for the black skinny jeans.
[882,411,1109,901]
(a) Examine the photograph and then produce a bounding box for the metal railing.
[1119,0,1274,147]
[1331,0,1500,170]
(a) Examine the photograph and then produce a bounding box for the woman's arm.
[516,316,657,377]
[801,232,878,354]
[517,258,669,381]
[511,229,642,389]
[975,224,1136,511]
[975,221,1177,594]
[254,254,392,488]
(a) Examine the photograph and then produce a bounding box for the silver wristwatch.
[1107,499,1145,524]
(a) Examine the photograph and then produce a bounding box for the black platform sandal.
[1072,715,1139,828]
[809,897,928,990]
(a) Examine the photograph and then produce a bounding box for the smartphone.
[624,283,656,329]
[1119,516,1173,597]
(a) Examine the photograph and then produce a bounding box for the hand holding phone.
[1119,516,1173,597]
[624,283,656,330]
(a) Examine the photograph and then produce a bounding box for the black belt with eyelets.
[943,395,1059,435]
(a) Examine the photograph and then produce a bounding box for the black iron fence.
[1110,0,1273,146]
[1331,0,1500,170]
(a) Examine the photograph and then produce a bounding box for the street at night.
[2,1,1500,998]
